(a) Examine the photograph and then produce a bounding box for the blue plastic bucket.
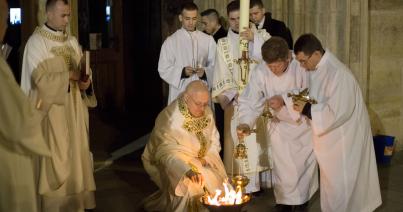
[373,135,395,164]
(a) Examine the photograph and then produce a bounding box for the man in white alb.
[237,37,318,211]
[158,2,216,104]
[293,33,382,212]
[212,0,271,194]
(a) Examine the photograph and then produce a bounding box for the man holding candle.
[142,81,227,212]
[20,0,97,211]
[293,33,382,212]
[212,0,271,194]
[158,2,216,105]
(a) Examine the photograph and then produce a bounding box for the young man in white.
[158,2,216,104]
[293,33,382,212]
[212,0,271,194]
[237,37,318,211]
[21,0,96,211]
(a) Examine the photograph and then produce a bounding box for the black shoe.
[274,204,293,212]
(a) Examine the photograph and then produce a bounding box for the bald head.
[0,0,7,43]
[184,81,209,117]
[185,80,209,95]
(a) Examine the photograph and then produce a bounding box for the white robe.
[142,96,227,212]
[211,29,270,193]
[308,50,381,211]
[20,25,96,212]
[238,60,318,205]
[158,28,216,104]
[0,57,50,212]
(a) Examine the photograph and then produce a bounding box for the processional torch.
[231,0,256,194]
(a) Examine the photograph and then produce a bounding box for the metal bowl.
[201,195,251,212]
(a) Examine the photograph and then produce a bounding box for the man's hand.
[185,169,204,185]
[195,67,205,78]
[293,100,307,113]
[268,95,284,112]
[240,27,254,41]
[236,123,251,140]
[79,79,91,90]
[217,95,230,110]
[184,66,194,77]
[69,70,81,81]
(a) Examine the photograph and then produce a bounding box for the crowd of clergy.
[147,0,382,212]
[0,0,382,211]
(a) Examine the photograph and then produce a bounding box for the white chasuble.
[21,25,97,211]
[308,50,381,212]
[0,57,50,212]
[142,97,227,212]
[211,29,270,193]
[238,61,318,204]
[158,28,216,104]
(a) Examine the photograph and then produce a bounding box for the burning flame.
[206,182,244,206]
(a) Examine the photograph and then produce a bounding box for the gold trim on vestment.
[50,45,76,71]
[35,27,68,42]
[178,97,211,158]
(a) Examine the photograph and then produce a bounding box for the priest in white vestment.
[293,33,382,212]
[20,1,97,211]
[158,2,216,104]
[211,1,270,193]
[237,37,318,210]
[142,81,227,212]
[0,3,51,210]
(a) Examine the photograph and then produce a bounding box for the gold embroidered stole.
[178,97,211,158]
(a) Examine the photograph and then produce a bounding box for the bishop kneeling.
[142,81,227,212]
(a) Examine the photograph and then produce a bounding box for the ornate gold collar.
[35,26,68,42]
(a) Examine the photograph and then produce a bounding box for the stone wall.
[369,0,403,150]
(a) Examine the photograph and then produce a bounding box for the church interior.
[2,0,403,211]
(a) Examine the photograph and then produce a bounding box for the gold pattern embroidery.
[35,27,68,42]
[50,45,76,70]
[179,97,211,158]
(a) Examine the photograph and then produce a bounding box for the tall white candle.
[239,0,250,54]
[85,51,90,75]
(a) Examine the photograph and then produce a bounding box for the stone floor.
[89,111,403,212]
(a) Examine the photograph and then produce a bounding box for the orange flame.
[206,182,244,206]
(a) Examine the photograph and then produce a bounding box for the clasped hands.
[184,66,205,78]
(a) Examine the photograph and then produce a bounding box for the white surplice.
[20,25,96,212]
[308,50,381,211]
[238,60,318,205]
[0,57,50,212]
[142,96,227,212]
[211,29,270,193]
[158,28,216,104]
